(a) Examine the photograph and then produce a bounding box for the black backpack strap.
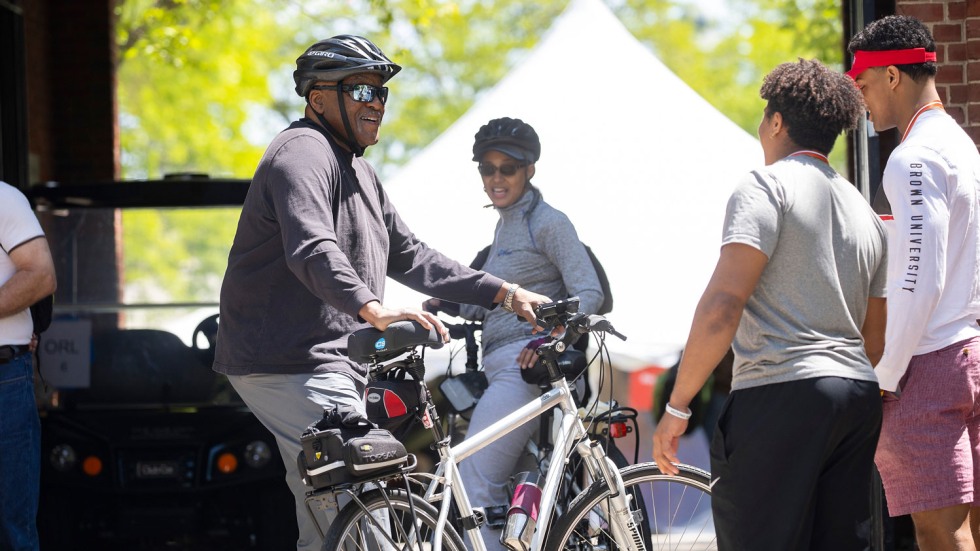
[583,245,613,315]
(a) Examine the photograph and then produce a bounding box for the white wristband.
[665,403,692,420]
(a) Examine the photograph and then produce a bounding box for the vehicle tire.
[545,462,716,551]
[323,488,466,551]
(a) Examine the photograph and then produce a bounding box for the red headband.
[847,48,937,79]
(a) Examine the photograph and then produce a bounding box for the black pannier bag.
[297,405,409,490]
[365,364,425,440]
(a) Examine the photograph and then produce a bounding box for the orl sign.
[39,319,92,388]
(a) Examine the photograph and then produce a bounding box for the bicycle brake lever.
[584,315,628,341]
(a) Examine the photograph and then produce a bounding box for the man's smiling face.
[315,72,387,148]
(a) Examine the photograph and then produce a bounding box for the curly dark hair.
[847,15,937,81]
[759,58,865,154]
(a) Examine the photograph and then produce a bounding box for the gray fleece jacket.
[460,187,604,356]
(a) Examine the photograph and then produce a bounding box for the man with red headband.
[849,15,980,549]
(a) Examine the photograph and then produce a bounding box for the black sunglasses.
[478,162,526,177]
[312,83,389,105]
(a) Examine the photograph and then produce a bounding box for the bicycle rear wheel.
[545,462,716,551]
[323,488,466,551]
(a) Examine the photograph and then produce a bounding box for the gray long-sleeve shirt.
[214,119,504,381]
[460,188,603,356]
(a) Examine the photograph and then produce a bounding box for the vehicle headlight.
[50,444,77,472]
[243,440,272,469]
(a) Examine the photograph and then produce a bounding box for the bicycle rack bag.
[297,405,409,490]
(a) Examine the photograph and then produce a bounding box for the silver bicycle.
[317,298,717,551]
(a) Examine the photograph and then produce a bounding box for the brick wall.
[23,0,116,184]
[895,0,980,149]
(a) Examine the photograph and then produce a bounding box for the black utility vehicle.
[31,177,296,550]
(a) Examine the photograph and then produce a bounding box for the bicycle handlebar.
[534,297,627,345]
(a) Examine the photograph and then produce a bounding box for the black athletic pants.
[709,376,882,551]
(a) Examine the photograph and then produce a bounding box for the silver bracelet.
[502,283,520,312]
[665,403,692,420]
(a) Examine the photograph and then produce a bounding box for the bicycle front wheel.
[323,488,466,551]
[545,462,716,551]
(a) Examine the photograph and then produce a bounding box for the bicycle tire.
[545,462,716,551]
[322,488,467,551]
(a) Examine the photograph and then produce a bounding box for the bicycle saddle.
[521,349,588,387]
[348,320,444,364]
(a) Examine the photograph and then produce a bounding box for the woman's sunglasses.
[313,83,389,105]
[478,163,526,177]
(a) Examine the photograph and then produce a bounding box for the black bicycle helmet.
[295,35,400,157]
[293,35,401,98]
[472,117,541,163]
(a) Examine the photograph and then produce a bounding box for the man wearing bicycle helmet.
[213,37,550,550]
[653,59,887,549]
[426,117,604,551]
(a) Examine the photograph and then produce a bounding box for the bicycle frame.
[329,304,643,551]
[419,375,637,551]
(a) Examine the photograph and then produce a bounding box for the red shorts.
[875,337,980,516]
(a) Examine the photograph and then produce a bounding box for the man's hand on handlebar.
[358,300,450,343]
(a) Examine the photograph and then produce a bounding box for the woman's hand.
[517,337,550,369]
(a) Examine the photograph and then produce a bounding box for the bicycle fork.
[584,440,647,551]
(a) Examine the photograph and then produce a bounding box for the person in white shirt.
[849,15,980,549]
[0,181,56,551]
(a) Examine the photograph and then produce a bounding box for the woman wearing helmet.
[215,39,552,551]
[434,117,604,550]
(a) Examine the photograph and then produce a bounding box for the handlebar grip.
[583,315,627,341]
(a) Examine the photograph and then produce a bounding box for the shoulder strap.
[583,245,613,315]
[470,245,492,270]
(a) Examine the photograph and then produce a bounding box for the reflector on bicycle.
[609,422,629,439]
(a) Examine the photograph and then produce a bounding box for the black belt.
[0,345,30,364]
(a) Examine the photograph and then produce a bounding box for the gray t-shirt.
[723,155,887,391]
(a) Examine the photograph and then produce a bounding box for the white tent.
[383,0,764,369]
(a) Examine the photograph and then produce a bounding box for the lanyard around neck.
[787,150,829,164]
[902,100,944,142]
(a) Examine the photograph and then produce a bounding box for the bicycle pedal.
[484,504,508,529]
[470,505,507,530]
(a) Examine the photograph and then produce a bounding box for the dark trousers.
[710,376,881,551]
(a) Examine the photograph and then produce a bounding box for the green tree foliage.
[614,0,847,166]
[120,208,237,302]
[113,0,848,303]
[115,0,301,178]
[115,0,846,179]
